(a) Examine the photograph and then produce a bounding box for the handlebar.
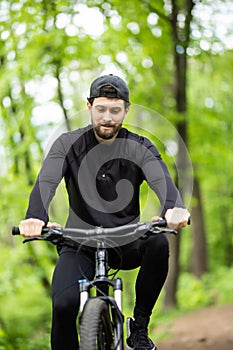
[12,219,179,244]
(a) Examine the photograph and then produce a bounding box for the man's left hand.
[165,207,190,230]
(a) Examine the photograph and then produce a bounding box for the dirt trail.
[156,304,233,350]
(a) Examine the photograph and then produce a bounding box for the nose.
[102,110,112,122]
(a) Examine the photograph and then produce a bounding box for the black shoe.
[126,317,157,350]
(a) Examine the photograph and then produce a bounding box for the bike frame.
[79,240,124,350]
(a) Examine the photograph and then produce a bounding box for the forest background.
[0,0,232,349]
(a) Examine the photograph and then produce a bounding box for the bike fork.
[79,279,89,312]
[113,277,124,350]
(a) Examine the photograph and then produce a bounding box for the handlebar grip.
[153,219,167,227]
[12,227,20,235]
[11,227,50,236]
[153,216,190,228]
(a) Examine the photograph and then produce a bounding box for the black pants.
[51,234,169,350]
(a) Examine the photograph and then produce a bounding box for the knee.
[157,233,169,250]
[53,292,79,319]
[146,233,169,258]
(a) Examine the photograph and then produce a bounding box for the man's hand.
[47,221,62,228]
[19,218,45,237]
[151,216,163,222]
[165,207,190,230]
[19,219,61,237]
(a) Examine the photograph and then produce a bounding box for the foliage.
[0,0,233,347]
[0,243,52,349]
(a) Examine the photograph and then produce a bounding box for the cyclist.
[19,74,190,350]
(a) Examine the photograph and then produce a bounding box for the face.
[87,97,129,142]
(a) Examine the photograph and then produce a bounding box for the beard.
[93,122,122,140]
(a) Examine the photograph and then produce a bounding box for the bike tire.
[79,298,113,350]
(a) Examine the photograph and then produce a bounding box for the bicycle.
[12,220,177,350]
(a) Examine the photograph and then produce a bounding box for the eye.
[110,108,121,114]
[96,107,106,113]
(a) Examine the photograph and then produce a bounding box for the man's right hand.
[19,218,45,237]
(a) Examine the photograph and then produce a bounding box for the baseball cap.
[88,74,130,103]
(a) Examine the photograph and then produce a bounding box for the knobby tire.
[79,298,113,350]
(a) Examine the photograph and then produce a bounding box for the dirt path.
[156,304,233,350]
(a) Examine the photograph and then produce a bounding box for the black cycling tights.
[51,234,169,350]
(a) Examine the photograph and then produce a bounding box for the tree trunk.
[164,0,195,309]
[191,177,208,277]
[164,233,180,309]
[220,203,233,267]
[55,64,71,131]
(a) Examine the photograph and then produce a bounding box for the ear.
[125,104,130,115]
[87,101,92,110]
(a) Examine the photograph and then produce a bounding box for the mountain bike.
[12,220,177,350]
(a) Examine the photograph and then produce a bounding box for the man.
[19,74,190,350]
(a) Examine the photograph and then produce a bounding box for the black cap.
[88,74,130,102]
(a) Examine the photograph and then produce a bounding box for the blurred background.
[0,0,232,348]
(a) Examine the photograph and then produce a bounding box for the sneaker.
[126,317,157,350]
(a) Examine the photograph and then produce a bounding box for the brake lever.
[23,230,64,245]
[150,227,177,235]
[23,236,46,243]
[159,228,177,235]
[141,226,177,240]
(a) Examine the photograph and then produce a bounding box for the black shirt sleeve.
[25,136,68,223]
[140,137,184,216]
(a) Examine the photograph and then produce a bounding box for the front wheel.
[79,298,113,350]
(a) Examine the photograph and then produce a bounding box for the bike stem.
[79,241,123,314]
[96,241,108,279]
